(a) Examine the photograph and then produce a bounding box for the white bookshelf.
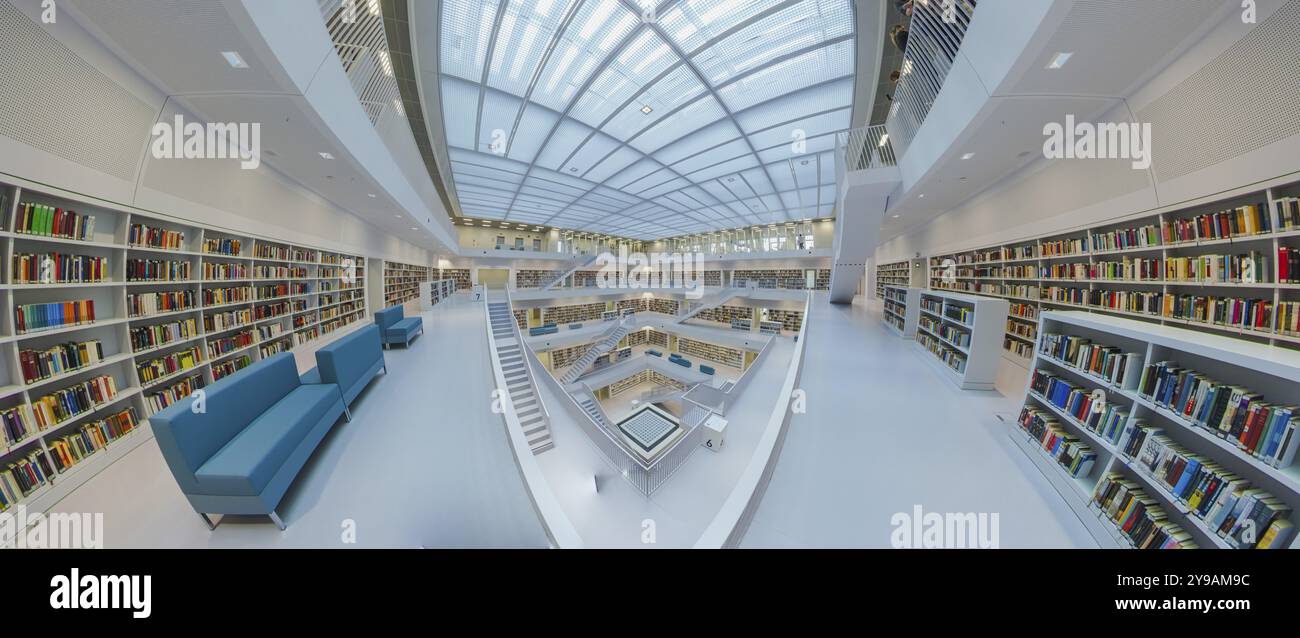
[0,179,368,518]
[875,260,911,299]
[1013,310,1300,549]
[924,181,1300,367]
[913,290,1007,390]
[882,285,921,338]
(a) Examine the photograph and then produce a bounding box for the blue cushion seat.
[374,306,424,348]
[151,353,347,529]
[699,365,715,375]
[315,324,385,406]
[299,367,321,385]
[647,349,662,357]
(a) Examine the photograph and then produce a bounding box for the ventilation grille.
[0,0,155,180]
[1139,0,1300,182]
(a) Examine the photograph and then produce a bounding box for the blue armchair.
[298,324,385,415]
[374,306,423,348]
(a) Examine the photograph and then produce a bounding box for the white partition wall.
[914,290,1008,390]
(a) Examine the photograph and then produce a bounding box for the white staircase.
[542,254,601,290]
[560,320,629,384]
[676,287,742,323]
[576,394,612,429]
[489,301,553,454]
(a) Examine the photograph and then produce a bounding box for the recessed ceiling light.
[960,152,975,160]
[221,51,248,68]
[319,152,334,160]
[918,194,925,198]
[367,193,376,198]
[1046,52,1073,69]
[641,105,653,114]
[410,227,418,231]
[892,214,900,218]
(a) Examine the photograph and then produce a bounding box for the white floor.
[48,299,549,548]
[740,296,1095,548]
[45,292,1093,548]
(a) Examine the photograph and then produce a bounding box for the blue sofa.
[699,365,715,375]
[529,323,558,336]
[298,324,385,416]
[151,353,347,530]
[647,349,662,357]
[374,305,423,348]
[669,354,692,368]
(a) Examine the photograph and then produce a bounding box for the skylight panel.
[629,95,725,153]
[507,103,561,162]
[440,0,498,81]
[669,137,750,174]
[659,0,785,53]
[533,119,592,169]
[562,132,620,176]
[734,76,852,131]
[583,146,644,183]
[717,40,853,112]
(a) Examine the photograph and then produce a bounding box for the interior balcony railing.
[317,0,403,126]
[835,124,898,178]
[885,0,978,156]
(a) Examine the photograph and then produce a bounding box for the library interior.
[0,0,1298,552]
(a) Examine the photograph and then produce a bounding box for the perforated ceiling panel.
[0,0,155,181]
[1138,0,1300,183]
[438,0,855,239]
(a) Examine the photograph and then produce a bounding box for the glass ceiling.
[438,0,855,240]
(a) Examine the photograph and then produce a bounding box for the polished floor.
[49,298,549,548]
[741,296,1094,548]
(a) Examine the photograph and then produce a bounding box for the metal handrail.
[884,0,978,155]
[835,124,897,177]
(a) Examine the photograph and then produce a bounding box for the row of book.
[14,203,96,241]
[129,317,197,353]
[0,404,38,446]
[1091,258,1160,281]
[14,299,96,334]
[1164,251,1268,284]
[1008,302,1038,321]
[1121,424,1294,548]
[1160,203,1272,243]
[203,285,250,306]
[144,374,203,415]
[259,338,290,359]
[13,252,108,284]
[207,330,255,358]
[203,237,241,256]
[1041,262,1089,280]
[256,284,290,300]
[19,339,104,385]
[203,262,248,280]
[1162,294,1273,331]
[917,332,966,374]
[258,323,284,341]
[943,304,972,324]
[254,243,291,260]
[127,223,184,250]
[1279,246,1300,283]
[1029,370,1131,444]
[1005,337,1033,359]
[204,309,252,333]
[1093,473,1197,548]
[1037,333,1143,388]
[1017,406,1099,477]
[0,450,52,510]
[30,375,118,429]
[1092,224,1160,253]
[1138,361,1300,469]
[128,290,196,317]
[136,346,202,385]
[1277,196,1300,231]
[212,355,251,382]
[126,258,190,282]
[1042,237,1088,257]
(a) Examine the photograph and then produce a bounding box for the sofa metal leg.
[343,405,352,422]
[199,513,218,530]
[269,511,287,531]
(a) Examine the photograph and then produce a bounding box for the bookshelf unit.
[0,180,369,517]
[882,285,921,338]
[1013,310,1300,549]
[913,290,1007,390]
[383,260,430,307]
[924,183,1300,366]
[677,337,745,368]
[440,268,471,291]
[876,260,911,299]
